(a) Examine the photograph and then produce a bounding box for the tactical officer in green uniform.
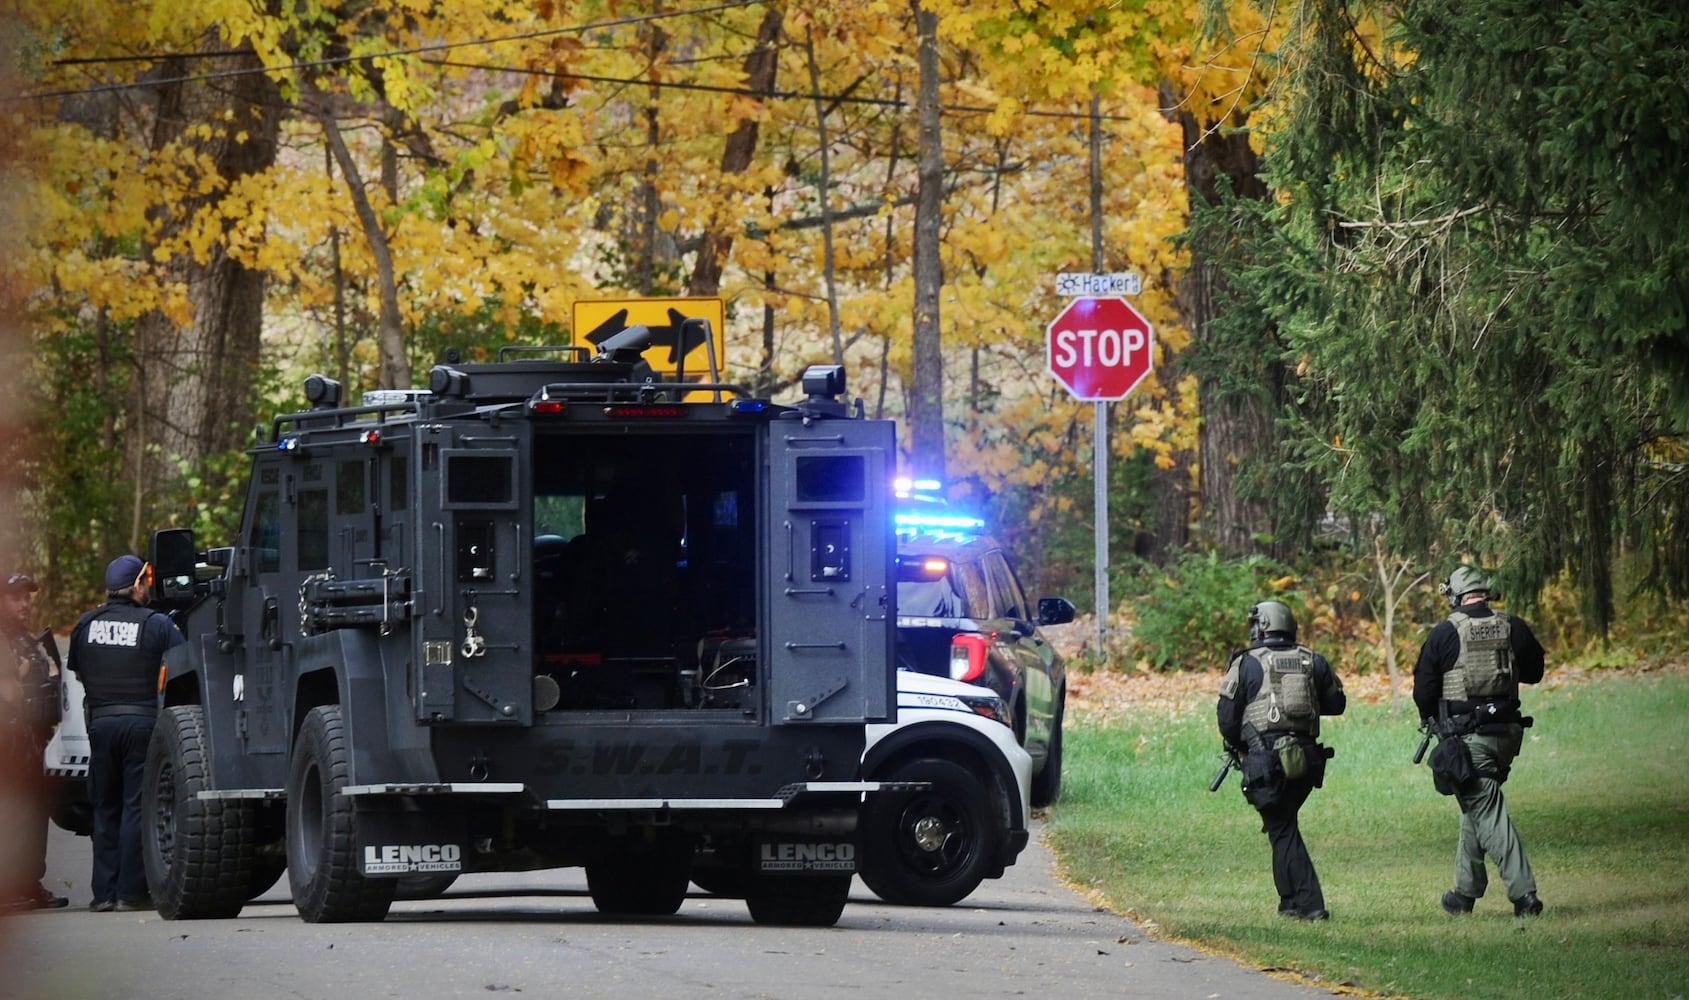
[1414,565,1546,918]
[1218,601,1346,921]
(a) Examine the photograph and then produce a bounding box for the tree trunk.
[687,6,782,298]
[1176,109,1277,558]
[908,0,945,481]
[317,99,407,391]
[129,45,281,535]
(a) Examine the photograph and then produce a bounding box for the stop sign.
[1046,296,1155,401]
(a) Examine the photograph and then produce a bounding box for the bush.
[1121,551,1300,672]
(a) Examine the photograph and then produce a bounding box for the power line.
[15,3,1143,125]
[424,57,1137,124]
[12,0,762,103]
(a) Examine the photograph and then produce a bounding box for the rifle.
[1208,746,1241,792]
[1412,719,1434,764]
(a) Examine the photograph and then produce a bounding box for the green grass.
[1046,672,1689,999]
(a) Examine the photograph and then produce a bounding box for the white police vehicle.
[43,660,91,837]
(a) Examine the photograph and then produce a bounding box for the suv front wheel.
[859,757,1001,907]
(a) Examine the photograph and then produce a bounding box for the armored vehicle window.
[336,459,366,514]
[298,488,329,570]
[535,494,585,538]
[795,455,865,503]
[250,491,281,575]
[389,454,407,510]
[446,454,514,506]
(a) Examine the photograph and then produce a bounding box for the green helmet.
[1442,565,1494,607]
[1248,600,1297,642]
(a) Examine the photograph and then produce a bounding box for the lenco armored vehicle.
[140,330,899,926]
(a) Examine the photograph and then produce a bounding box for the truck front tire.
[143,705,261,919]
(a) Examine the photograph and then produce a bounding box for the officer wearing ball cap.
[67,554,184,912]
[1414,565,1547,918]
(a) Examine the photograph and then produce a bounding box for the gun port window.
[456,519,496,582]
[795,455,865,504]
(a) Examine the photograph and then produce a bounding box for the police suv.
[140,335,905,926]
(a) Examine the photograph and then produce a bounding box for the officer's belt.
[89,703,158,720]
[1439,705,1532,737]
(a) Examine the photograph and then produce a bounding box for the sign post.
[1046,294,1155,660]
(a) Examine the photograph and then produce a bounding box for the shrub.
[1122,551,1299,672]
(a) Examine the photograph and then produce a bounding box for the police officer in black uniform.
[1217,601,1346,921]
[67,555,184,912]
[1414,565,1545,918]
[2,572,70,910]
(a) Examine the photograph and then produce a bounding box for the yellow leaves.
[509,113,592,198]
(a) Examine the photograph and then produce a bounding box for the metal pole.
[1089,90,1108,660]
[1094,400,1108,658]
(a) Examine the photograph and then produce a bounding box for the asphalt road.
[1,819,1338,999]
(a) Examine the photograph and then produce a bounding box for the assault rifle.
[1208,746,1242,792]
[1412,718,1434,764]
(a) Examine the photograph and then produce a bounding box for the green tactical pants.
[1451,726,1537,902]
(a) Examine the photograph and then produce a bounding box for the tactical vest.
[1241,645,1320,738]
[73,602,162,703]
[1443,609,1515,702]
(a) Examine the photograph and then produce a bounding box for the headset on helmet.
[1247,600,1297,643]
[1438,565,1497,608]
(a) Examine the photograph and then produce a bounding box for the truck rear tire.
[744,873,851,926]
[858,757,999,907]
[286,705,396,923]
[1029,703,1064,808]
[143,705,260,919]
[586,833,693,916]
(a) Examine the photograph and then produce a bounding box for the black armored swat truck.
[141,334,896,926]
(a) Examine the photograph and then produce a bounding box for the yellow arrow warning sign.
[572,297,727,380]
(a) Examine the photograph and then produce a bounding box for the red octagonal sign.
[1046,296,1155,401]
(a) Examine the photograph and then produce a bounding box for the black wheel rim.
[894,791,972,877]
[293,758,324,878]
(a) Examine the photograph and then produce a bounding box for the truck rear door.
[414,418,534,724]
[765,418,895,726]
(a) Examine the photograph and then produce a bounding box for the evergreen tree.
[1231,0,1689,634]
